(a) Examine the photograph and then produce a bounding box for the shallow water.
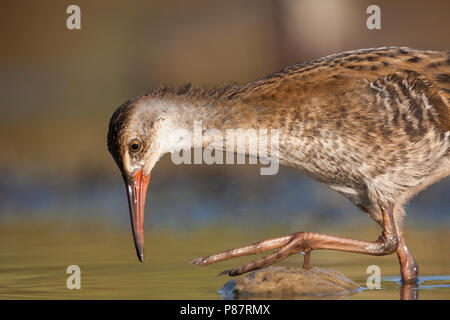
[0,222,448,299]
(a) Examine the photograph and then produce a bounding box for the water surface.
[0,222,448,299]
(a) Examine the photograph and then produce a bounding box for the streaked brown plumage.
[107,47,450,287]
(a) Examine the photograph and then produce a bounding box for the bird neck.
[149,86,281,161]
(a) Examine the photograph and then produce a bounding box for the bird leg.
[302,249,311,269]
[396,236,419,284]
[188,206,399,276]
[392,211,419,284]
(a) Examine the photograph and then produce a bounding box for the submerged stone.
[220,266,361,299]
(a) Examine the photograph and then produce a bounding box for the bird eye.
[129,139,142,153]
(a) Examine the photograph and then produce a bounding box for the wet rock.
[220,266,361,299]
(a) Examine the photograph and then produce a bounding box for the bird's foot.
[188,206,399,276]
[187,233,296,267]
[188,232,315,276]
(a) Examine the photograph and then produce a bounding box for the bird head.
[107,97,167,262]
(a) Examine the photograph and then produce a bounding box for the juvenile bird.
[107,47,450,284]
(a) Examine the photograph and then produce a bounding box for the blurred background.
[0,0,448,299]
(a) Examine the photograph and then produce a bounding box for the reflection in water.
[401,283,419,300]
[383,275,450,300]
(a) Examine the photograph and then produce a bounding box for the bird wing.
[368,70,450,135]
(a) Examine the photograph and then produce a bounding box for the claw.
[188,256,212,265]
[218,268,243,277]
[187,257,204,265]
[217,269,232,277]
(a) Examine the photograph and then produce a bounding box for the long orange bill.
[124,169,150,262]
